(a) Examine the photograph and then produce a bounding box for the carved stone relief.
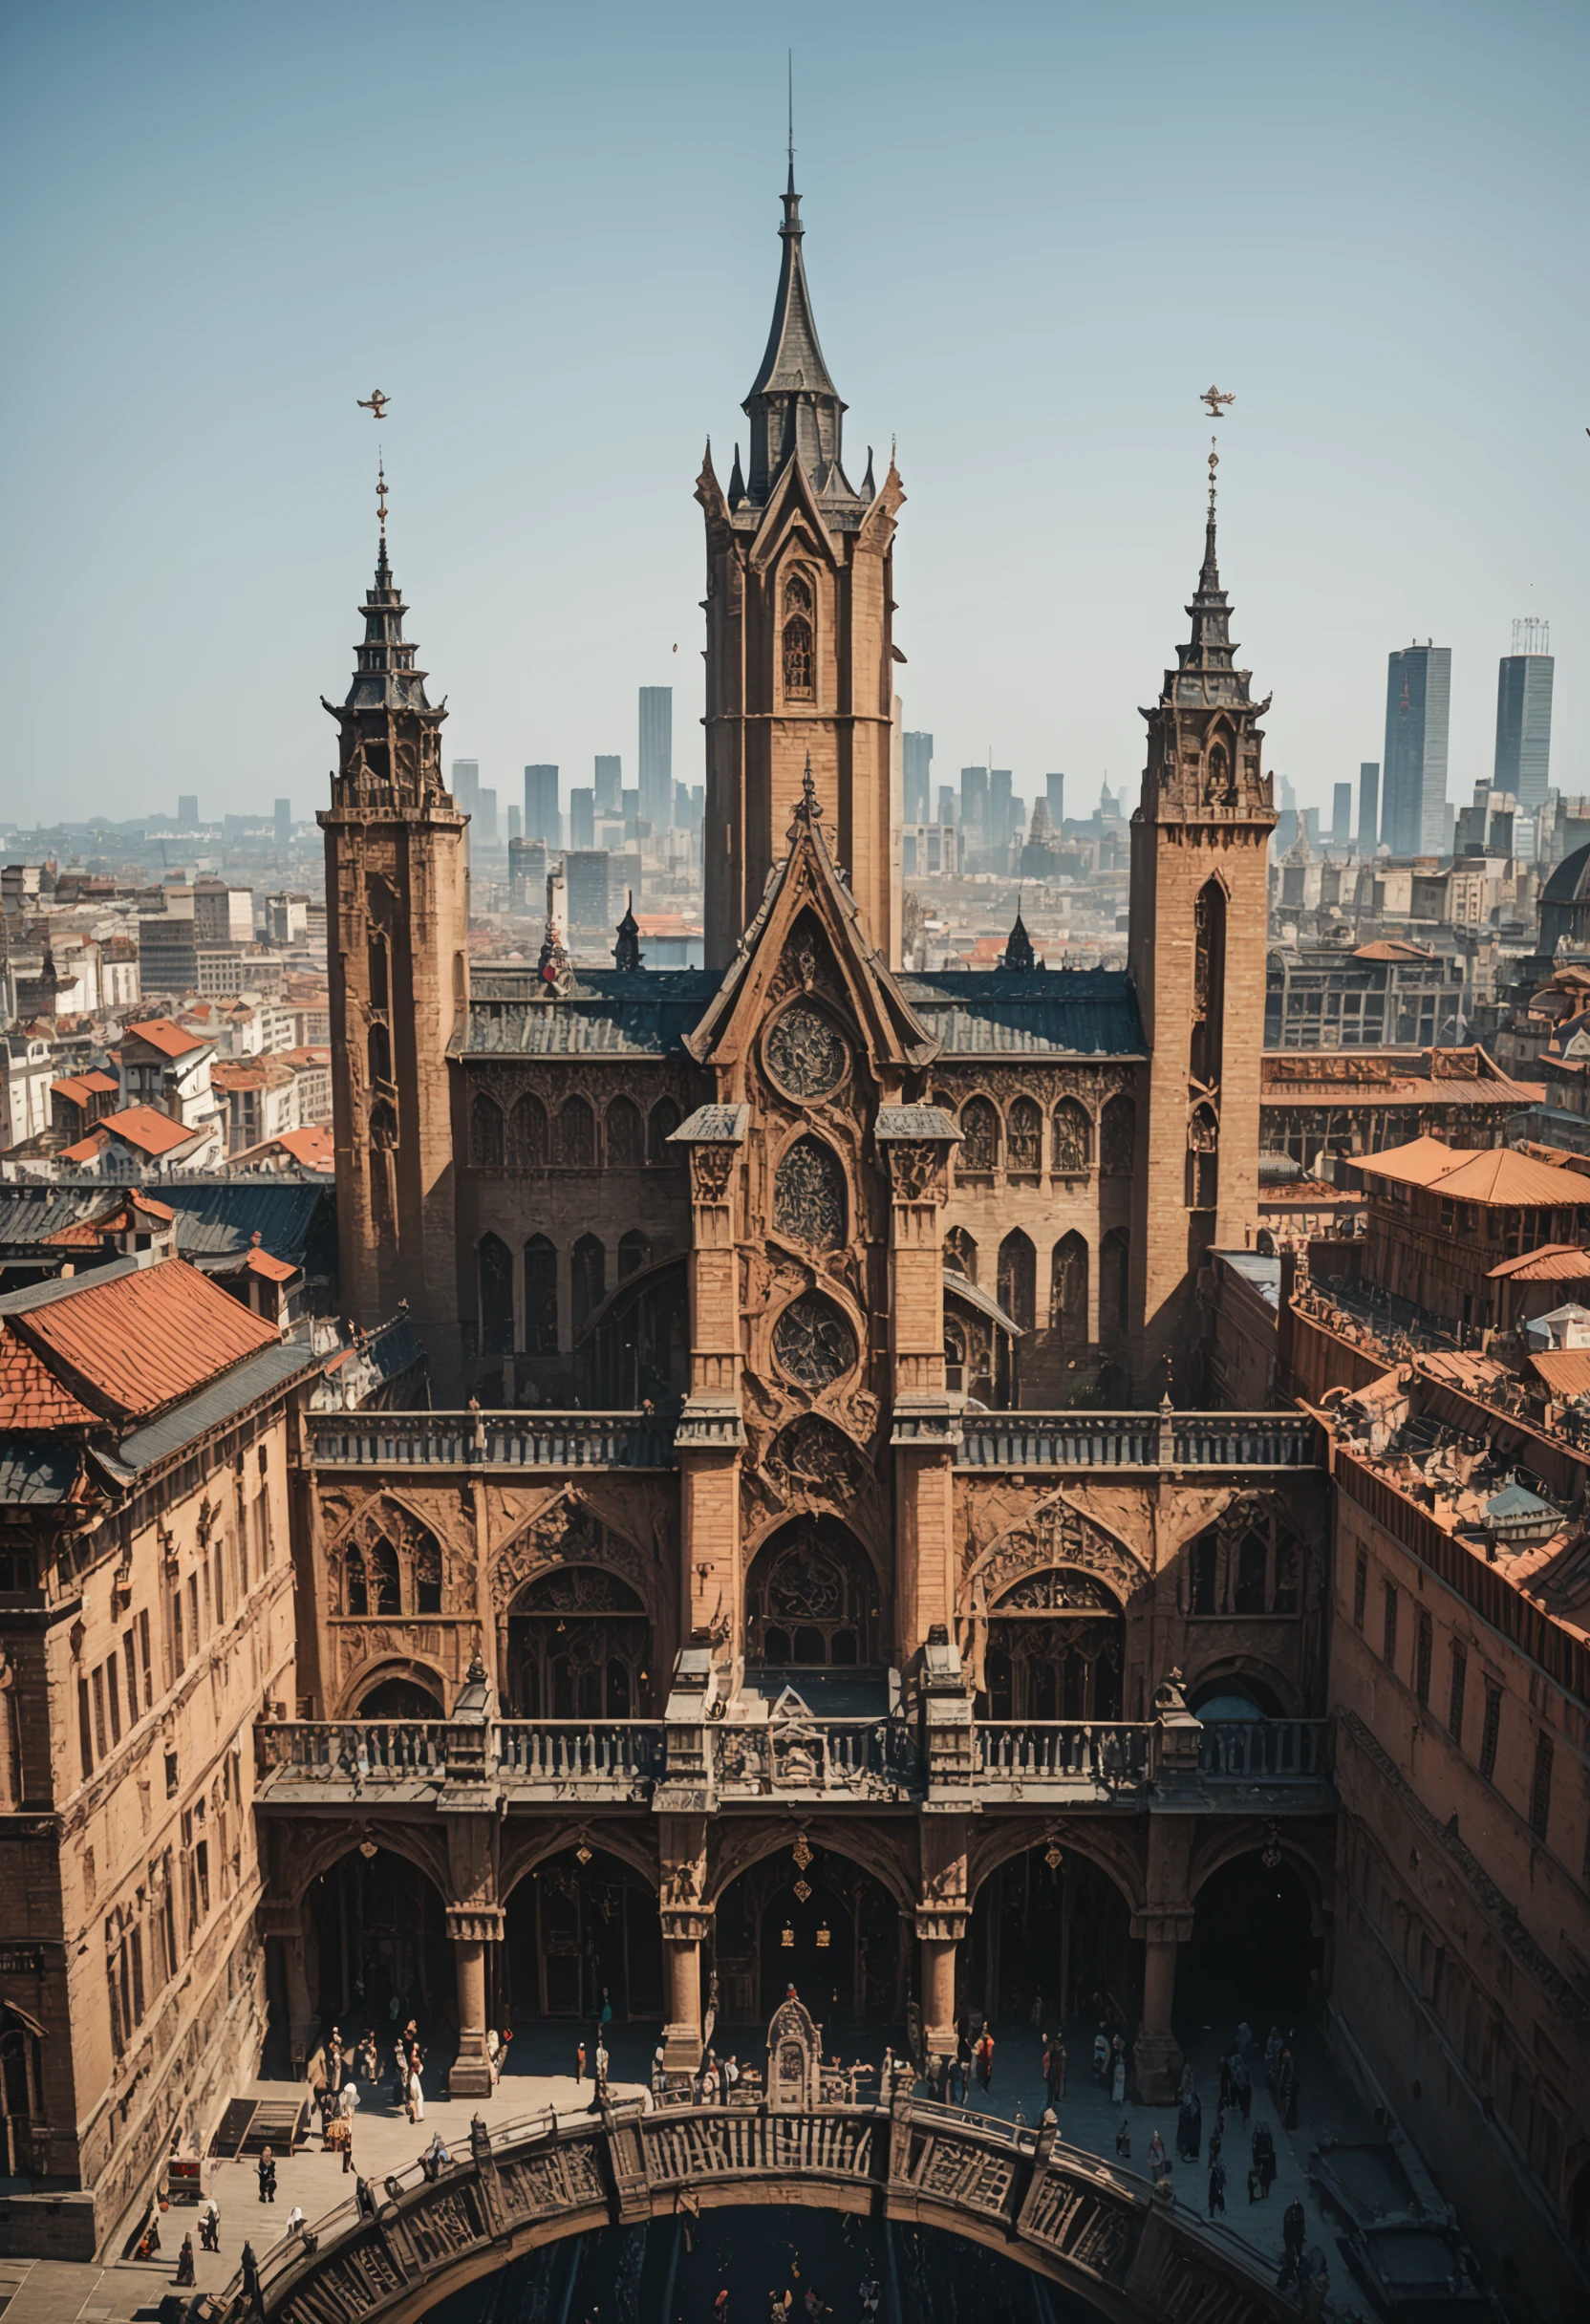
[965,1490,1149,1611]
[771,1293,857,1388]
[765,1000,849,1101]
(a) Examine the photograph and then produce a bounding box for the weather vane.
[1200,384,1234,420]
[357,389,390,420]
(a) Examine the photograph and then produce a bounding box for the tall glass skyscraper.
[903,732,934,824]
[1493,623,1554,816]
[1358,763,1379,852]
[638,688,673,830]
[524,765,559,848]
[1382,646,1450,855]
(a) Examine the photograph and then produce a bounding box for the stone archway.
[502,1842,663,2026]
[300,1841,451,2037]
[712,1836,907,2032]
[743,1516,882,1669]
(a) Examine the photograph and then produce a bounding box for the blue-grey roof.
[1214,1249,1282,1312]
[1485,1481,1558,1521]
[0,1445,84,1505]
[113,1339,320,1475]
[898,970,1146,1058]
[462,971,720,1058]
[0,1181,333,1272]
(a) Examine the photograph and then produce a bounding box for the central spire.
[742,135,851,503]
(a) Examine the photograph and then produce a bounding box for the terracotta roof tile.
[1359,1136,1590,1207]
[1486,1244,1590,1282]
[4,1257,278,1420]
[243,1248,298,1282]
[0,1323,98,1430]
[78,1106,200,1158]
[125,1020,206,1059]
[1525,1349,1590,1400]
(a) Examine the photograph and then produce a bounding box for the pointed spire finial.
[787,48,795,192]
[802,751,820,819]
[376,451,389,538]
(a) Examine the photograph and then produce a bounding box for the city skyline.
[1,1,1585,828]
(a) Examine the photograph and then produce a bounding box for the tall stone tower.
[1127,449,1276,1390]
[698,162,903,970]
[319,506,468,1381]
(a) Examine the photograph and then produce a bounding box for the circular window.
[765,1001,849,1100]
[772,1293,857,1388]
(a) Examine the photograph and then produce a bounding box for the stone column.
[671,1107,749,1684]
[877,1113,961,1673]
[260,1902,314,2073]
[1131,1809,1193,2101]
[660,1907,711,2073]
[446,1906,505,2097]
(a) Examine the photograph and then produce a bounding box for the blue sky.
[2,0,1585,831]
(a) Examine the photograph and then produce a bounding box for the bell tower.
[698,160,903,970]
[1128,442,1277,1390]
[319,479,468,1382]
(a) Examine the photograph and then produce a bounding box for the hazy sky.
[2,0,1585,831]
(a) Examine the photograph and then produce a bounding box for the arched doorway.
[743,1518,880,1670]
[0,2005,43,2177]
[967,1847,1131,2031]
[303,1845,449,2032]
[505,1567,654,1717]
[713,1841,905,2033]
[977,1569,1124,1720]
[1182,1852,1320,2029]
[585,1255,689,1408]
[1190,1672,1286,1720]
[505,1845,662,2024]
[355,1673,445,1719]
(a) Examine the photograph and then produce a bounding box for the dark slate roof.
[461,971,721,1059]
[0,1180,333,1271]
[110,1339,321,1477]
[899,970,1146,1058]
[0,1444,84,1505]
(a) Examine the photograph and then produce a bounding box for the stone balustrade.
[254,1720,455,1781]
[1195,1717,1332,1783]
[494,1720,666,1789]
[711,1717,921,1798]
[973,1720,1153,1795]
[956,1410,1321,1470]
[308,1410,679,1470]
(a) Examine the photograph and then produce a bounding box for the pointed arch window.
[648,1095,681,1164]
[368,1022,392,1089]
[1100,1094,1135,1176]
[524,1234,558,1353]
[1052,1099,1092,1173]
[366,1535,401,1616]
[958,1097,999,1175]
[944,1225,978,1284]
[1191,879,1227,1087]
[480,1231,514,1353]
[1007,1097,1042,1175]
[782,572,815,700]
[1050,1232,1088,1345]
[414,1534,442,1616]
[368,936,389,1013]
[471,1092,505,1168]
[605,1095,644,1167]
[618,1229,651,1279]
[998,1230,1037,1332]
[773,1135,846,1249]
[554,1095,595,1168]
[571,1233,606,1338]
[511,1092,548,1167]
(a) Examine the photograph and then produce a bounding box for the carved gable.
[965,1490,1150,1612]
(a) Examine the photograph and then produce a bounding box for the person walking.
[1149,2129,1171,2183]
[1208,2157,1227,2219]
[1114,2119,1131,2161]
[1278,2198,1308,2291]
[1176,2088,1202,2163]
[199,2200,221,2253]
[174,2232,196,2287]
[1231,2049,1252,2125]
[975,2030,995,2094]
[407,2060,424,2122]
[286,2205,306,2236]
[1092,2025,1110,2085]
[1277,2046,1299,2133]
[257,2145,276,2204]
[1252,2120,1277,2198]
[575,2038,586,2086]
[1109,2036,1126,2109]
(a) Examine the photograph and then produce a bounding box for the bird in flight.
[1201,385,1235,418]
[357,390,390,420]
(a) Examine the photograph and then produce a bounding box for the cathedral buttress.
[319,507,468,1388]
[698,162,904,972]
[1127,450,1276,1392]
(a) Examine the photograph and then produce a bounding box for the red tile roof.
[74,1106,201,1159]
[0,1324,98,1429]
[1358,1136,1590,1207]
[1486,1244,1590,1282]
[125,1019,207,1059]
[243,1248,298,1282]
[9,1258,278,1421]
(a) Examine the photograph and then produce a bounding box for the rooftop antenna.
[787,48,794,178]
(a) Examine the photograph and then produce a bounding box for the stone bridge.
[200,2096,1299,2324]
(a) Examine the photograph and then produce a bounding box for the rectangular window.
[130,1925,145,2025]
[196,1840,209,1918]
[1191,1537,1218,1616]
[139,1608,153,1708]
[160,1851,178,1976]
[78,1677,94,1778]
[212,1543,226,1629]
[1531,1731,1554,1842]
[254,1488,272,1570]
[107,1944,124,2059]
[91,1666,107,1759]
[188,1573,201,1652]
[122,1631,139,1732]
[171,1585,184,1673]
[1449,1643,1467,1745]
[1480,1684,1502,1782]
[1383,1582,1399,1670]
[1414,1609,1432,1707]
[1353,1551,1367,1630]
[202,1559,213,1635]
[105,1659,121,1747]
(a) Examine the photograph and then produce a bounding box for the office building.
[937,785,956,828]
[959,766,988,850]
[674,781,699,831]
[990,768,1013,850]
[508,836,548,912]
[451,760,481,819]
[1045,772,1064,827]
[524,764,560,847]
[639,687,673,830]
[594,755,622,815]
[1493,622,1554,821]
[274,797,292,842]
[1358,762,1379,853]
[1331,784,1351,847]
[476,787,499,845]
[507,806,522,843]
[177,793,199,827]
[565,850,612,929]
[1382,644,1450,855]
[569,789,596,850]
[903,732,934,825]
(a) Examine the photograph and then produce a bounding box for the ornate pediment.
[491,1492,651,1616]
[965,1491,1149,1611]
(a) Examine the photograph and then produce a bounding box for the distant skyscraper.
[903,732,934,825]
[273,798,291,842]
[506,806,522,843]
[1358,763,1379,852]
[990,768,1013,850]
[1331,784,1351,847]
[451,760,481,819]
[569,788,595,850]
[638,688,673,829]
[594,755,622,815]
[178,794,199,827]
[959,767,988,849]
[565,850,611,929]
[1493,622,1554,818]
[524,764,559,847]
[1045,773,1064,827]
[476,787,499,844]
[1382,645,1450,855]
[937,785,956,828]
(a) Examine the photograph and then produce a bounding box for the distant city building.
[638,687,673,830]
[959,766,988,849]
[990,768,1013,850]
[937,785,956,828]
[1045,772,1064,826]
[506,805,522,843]
[274,797,292,842]
[1358,762,1380,853]
[508,836,548,912]
[901,824,960,879]
[1493,622,1554,827]
[569,789,596,850]
[451,760,481,818]
[565,850,612,929]
[524,764,560,847]
[1382,644,1450,856]
[1332,784,1351,847]
[177,793,199,827]
[1264,939,1466,1048]
[593,755,622,815]
[903,732,934,825]
[476,787,499,844]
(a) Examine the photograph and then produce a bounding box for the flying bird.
[357,390,390,420]
[1200,385,1235,418]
